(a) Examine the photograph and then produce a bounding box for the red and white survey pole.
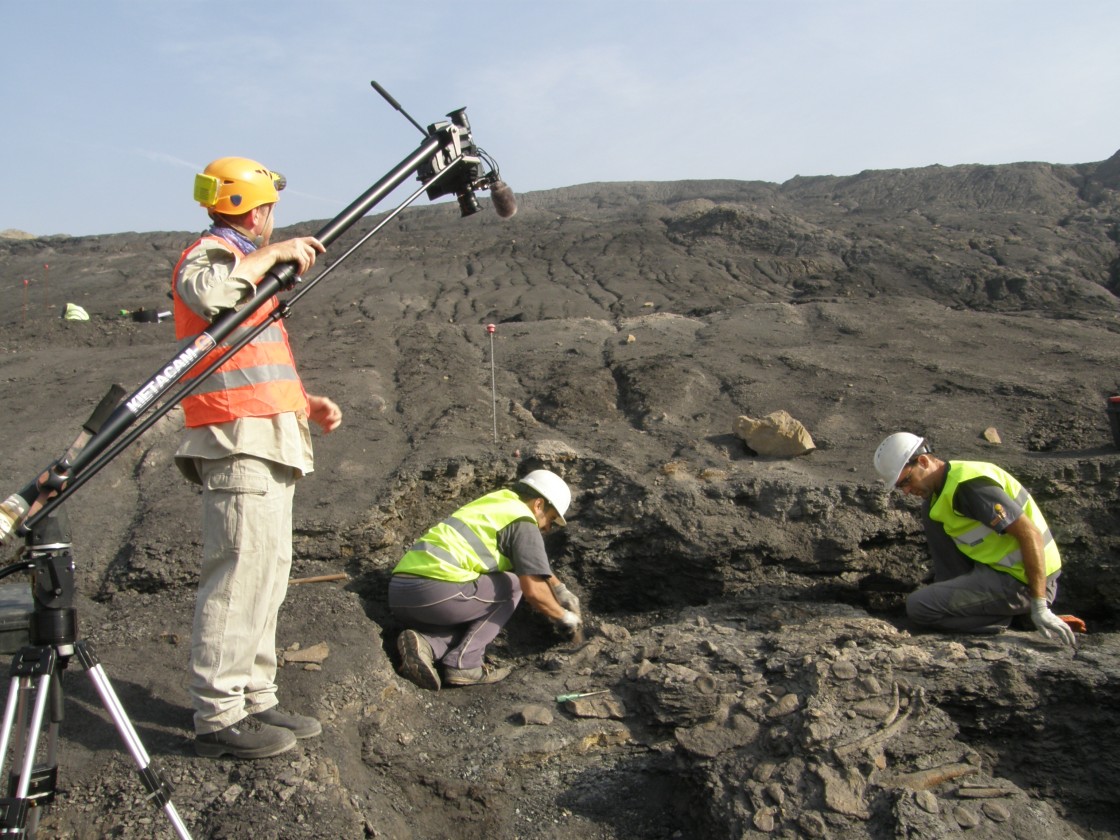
[487,323,498,443]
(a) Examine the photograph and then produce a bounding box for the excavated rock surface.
[0,149,1118,838]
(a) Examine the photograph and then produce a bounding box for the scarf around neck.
[206,224,258,254]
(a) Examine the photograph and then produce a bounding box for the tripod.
[0,508,190,838]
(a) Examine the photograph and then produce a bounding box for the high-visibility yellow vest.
[172,235,308,427]
[392,489,535,583]
[928,461,1061,584]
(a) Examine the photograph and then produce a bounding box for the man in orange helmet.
[173,157,342,759]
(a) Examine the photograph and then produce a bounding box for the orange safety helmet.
[193,157,286,214]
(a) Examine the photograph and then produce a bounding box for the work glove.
[552,582,581,615]
[553,609,582,637]
[1030,597,1077,647]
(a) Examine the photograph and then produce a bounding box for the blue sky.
[3,0,1118,237]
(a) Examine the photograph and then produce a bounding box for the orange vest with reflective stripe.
[172,235,308,428]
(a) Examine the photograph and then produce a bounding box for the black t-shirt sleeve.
[953,476,1023,533]
[496,519,552,577]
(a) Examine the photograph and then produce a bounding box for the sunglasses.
[895,458,920,490]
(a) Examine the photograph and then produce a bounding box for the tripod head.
[21,508,77,654]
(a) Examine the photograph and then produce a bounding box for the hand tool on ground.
[1058,615,1087,633]
[555,689,610,703]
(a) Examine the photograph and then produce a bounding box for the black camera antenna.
[371,80,428,137]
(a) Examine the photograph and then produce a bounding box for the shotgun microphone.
[489,179,517,219]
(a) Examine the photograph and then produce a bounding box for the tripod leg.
[74,642,192,840]
[0,647,59,833]
[0,667,27,773]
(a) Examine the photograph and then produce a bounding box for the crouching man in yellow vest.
[874,433,1080,647]
[389,470,582,689]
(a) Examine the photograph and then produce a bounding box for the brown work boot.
[397,629,441,690]
[443,664,512,687]
[195,715,296,759]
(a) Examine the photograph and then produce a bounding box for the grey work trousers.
[189,455,295,734]
[388,572,522,670]
[906,515,1060,634]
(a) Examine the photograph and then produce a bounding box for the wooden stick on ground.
[289,573,350,585]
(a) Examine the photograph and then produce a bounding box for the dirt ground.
[1,153,1119,838]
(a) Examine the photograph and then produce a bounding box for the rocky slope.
[0,149,1118,838]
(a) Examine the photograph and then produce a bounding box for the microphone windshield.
[490,180,518,219]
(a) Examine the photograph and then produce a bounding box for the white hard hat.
[519,470,571,525]
[873,433,926,487]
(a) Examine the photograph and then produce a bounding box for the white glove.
[1030,597,1077,647]
[555,609,582,633]
[552,582,581,615]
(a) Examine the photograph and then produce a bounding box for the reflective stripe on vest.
[172,235,308,427]
[391,489,536,583]
[928,461,1061,584]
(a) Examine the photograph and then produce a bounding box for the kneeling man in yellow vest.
[389,470,582,689]
[874,433,1079,647]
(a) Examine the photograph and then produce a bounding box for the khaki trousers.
[190,455,295,734]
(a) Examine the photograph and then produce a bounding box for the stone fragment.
[563,695,625,719]
[883,762,977,791]
[915,790,939,814]
[806,720,836,744]
[798,812,828,837]
[981,801,1010,822]
[565,639,604,669]
[764,782,784,806]
[852,699,892,719]
[733,411,815,457]
[665,663,703,682]
[858,675,883,695]
[957,786,1020,800]
[753,762,777,783]
[982,426,1002,444]
[766,693,800,717]
[944,642,969,661]
[597,623,631,643]
[830,660,858,680]
[282,642,329,664]
[520,438,579,462]
[888,646,931,668]
[517,705,554,726]
[695,675,718,694]
[816,764,870,819]
[978,648,1008,661]
[576,724,632,753]
[752,806,776,832]
[674,717,759,758]
[954,806,980,828]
